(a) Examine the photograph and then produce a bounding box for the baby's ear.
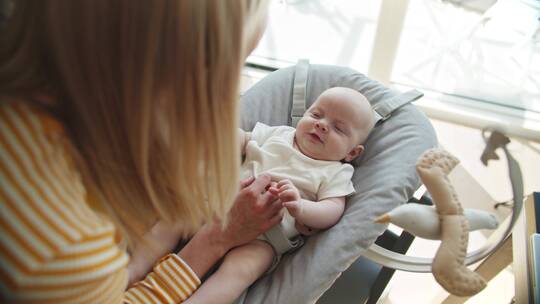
[344,145,364,162]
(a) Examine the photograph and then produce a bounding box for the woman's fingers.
[246,174,272,194]
[260,189,278,206]
[239,174,271,200]
[268,212,284,227]
[267,181,279,195]
[220,175,282,250]
[239,176,255,189]
[268,187,279,195]
[270,198,284,214]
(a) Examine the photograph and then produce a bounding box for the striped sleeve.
[0,101,200,303]
[125,254,201,303]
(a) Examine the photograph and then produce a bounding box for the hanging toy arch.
[363,129,523,295]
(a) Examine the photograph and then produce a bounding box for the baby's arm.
[270,180,345,229]
[238,128,252,155]
[291,197,345,229]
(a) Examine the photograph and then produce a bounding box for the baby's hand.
[269,179,303,218]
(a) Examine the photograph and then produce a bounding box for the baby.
[185,87,375,304]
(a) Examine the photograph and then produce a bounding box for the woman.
[0,0,280,303]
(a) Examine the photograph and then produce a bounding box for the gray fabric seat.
[239,64,437,304]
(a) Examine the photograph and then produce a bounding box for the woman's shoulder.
[2,96,67,133]
[0,98,118,232]
[0,99,128,290]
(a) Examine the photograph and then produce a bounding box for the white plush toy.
[375,204,498,240]
[375,148,497,297]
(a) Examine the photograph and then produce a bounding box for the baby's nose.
[315,121,328,132]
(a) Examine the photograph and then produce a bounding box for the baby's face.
[295,88,374,162]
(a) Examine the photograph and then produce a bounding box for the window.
[248,0,540,140]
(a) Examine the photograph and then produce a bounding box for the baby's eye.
[335,125,344,133]
[311,112,320,118]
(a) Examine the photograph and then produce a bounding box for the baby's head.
[295,87,374,162]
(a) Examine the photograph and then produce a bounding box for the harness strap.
[290,59,424,125]
[264,225,304,255]
[291,59,310,127]
[372,89,424,124]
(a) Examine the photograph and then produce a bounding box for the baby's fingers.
[267,182,279,195]
[276,179,293,188]
[278,183,292,193]
[268,187,280,195]
[279,189,298,202]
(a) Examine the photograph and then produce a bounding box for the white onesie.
[242,123,355,256]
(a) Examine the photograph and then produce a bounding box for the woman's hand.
[178,174,283,279]
[221,174,283,249]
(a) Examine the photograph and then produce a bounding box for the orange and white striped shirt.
[0,101,201,303]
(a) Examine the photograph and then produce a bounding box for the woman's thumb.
[239,176,255,189]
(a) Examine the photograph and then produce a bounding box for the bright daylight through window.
[248,0,540,140]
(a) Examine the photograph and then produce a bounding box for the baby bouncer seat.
[239,60,438,303]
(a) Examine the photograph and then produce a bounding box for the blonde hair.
[0,0,268,245]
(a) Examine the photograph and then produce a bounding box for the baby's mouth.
[308,132,324,144]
